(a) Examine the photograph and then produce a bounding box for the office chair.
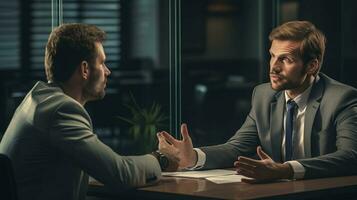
[0,154,18,200]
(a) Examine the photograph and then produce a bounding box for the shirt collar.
[284,75,320,110]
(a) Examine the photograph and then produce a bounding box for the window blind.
[30,0,121,69]
[0,0,20,69]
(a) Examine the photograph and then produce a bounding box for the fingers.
[157,132,171,147]
[181,123,191,141]
[236,163,260,183]
[242,178,273,184]
[241,178,257,184]
[157,133,179,155]
[237,156,260,166]
[159,131,178,146]
[236,167,254,178]
[257,146,271,160]
[235,160,256,171]
[235,156,264,180]
[235,158,257,179]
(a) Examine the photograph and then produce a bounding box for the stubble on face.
[269,40,307,92]
[270,67,307,91]
[83,43,108,101]
[85,68,106,100]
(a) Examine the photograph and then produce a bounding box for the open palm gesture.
[157,123,197,169]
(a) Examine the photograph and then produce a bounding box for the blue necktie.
[285,100,297,161]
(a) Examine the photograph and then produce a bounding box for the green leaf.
[115,92,168,149]
[116,116,135,125]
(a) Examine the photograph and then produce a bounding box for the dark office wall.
[341,0,357,88]
[298,0,342,81]
[291,0,357,88]
[278,0,357,89]
[182,0,264,61]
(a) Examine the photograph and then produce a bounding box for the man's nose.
[105,65,111,76]
[270,58,281,73]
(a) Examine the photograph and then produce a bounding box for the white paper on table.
[162,169,237,178]
[206,174,251,184]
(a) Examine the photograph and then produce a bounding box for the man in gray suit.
[0,23,176,200]
[157,21,357,183]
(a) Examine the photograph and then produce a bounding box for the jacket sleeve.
[48,100,161,188]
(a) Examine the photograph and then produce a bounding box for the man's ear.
[306,58,319,76]
[80,61,90,80]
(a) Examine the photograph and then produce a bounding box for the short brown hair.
[45,23,106,83]
[269,21,326,69]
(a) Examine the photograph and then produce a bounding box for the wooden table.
[88,175,357,200]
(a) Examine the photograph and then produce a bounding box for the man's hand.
[157,123,197,169]
[151,150,180,172]
[234,146,293,183]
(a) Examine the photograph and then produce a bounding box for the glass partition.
[57,0,181,154]
[180,0,269,146]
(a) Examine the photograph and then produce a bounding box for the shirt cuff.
[186,148,206,170]
[285,160,305,179]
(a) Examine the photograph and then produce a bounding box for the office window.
[30,0,121,69]
[0,0,20,69]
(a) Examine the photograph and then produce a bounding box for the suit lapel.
[270,92,285,162]
[304,77,324,158]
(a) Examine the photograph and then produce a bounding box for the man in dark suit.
[157,21,357,183]
[0,23,175,200]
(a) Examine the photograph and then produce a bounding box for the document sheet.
[162,169,251,184]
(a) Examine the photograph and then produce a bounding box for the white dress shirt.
[282,84,313,179]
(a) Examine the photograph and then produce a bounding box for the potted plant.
[117,93,168,154]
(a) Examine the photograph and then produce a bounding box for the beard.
[269,72,308,92]
[83,72,106,101]
[269,65,308,91]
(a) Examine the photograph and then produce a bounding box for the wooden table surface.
[89,174,357,200]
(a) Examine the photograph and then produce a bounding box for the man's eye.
[282,57,293,63]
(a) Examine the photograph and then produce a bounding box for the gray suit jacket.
[200,73,357,179]
[0,81,161,200]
